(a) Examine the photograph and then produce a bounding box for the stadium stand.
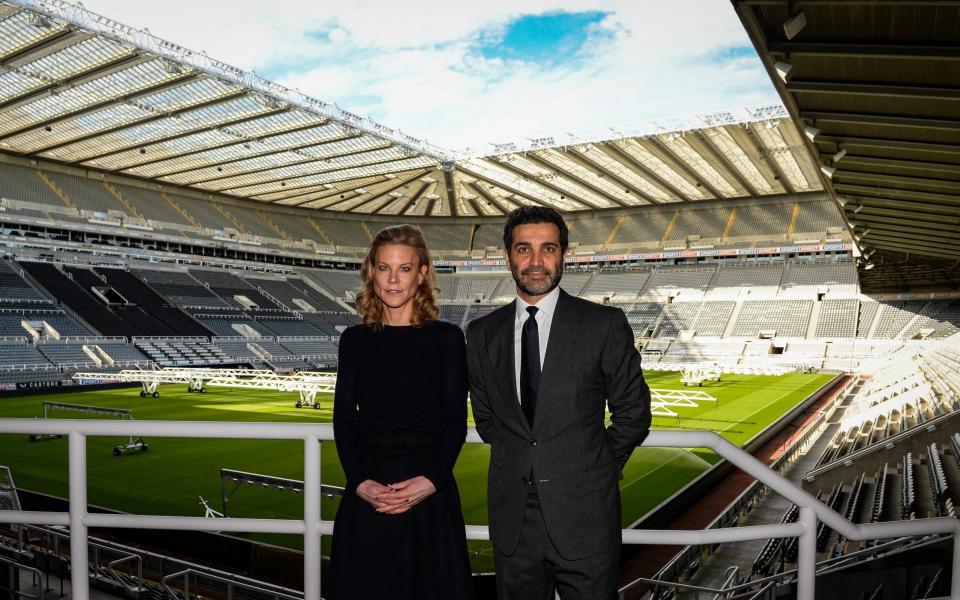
[0,259,48,301]
[580,270,649,301]
[640,265,716,300]
[731,300,813,338]
[815,299,859,338]
[706,262,783,297]
[133,268,228,307]
[301,269,362,300]
[190,269,281,309]
[18,261,137,337]
[782,260,858,297]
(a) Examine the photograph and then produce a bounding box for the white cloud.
[77,0,781,153]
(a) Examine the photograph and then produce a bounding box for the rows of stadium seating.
[809,440,960,551]
[431,261,858,305]
[751,431,959,583]
[1,252,958,384]
[0,161,847,254]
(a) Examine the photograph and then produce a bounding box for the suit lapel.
[489,301,530,429]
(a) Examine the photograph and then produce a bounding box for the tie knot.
[526,306,539,319]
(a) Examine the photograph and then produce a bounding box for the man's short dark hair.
[502,206,569,252]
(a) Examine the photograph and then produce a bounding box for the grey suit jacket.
[466,288,652,560]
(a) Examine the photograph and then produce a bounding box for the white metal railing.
[0,420,957,600]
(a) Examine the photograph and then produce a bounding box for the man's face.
[505,222,564,303]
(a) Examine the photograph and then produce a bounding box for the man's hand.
[375,476,437,515]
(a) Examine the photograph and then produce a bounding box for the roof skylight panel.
[70,113,197,163]
[617,138,707,200]
[295,136,389,160]
[657,134,739,197]
[225,109,327,138]
[309,155,437,184]
[203,159,339,191]
[454,191,477,217]
[272,195,317,206]
[404,194,431,216]
[27,36,131,81]
[0,10,69,56]
[0,70,43,104]
[701,127,774,194]
[22,104,151,155]
[316,192,374,212]
[257,183,339,203]
[469,189,503,216]
[173,150,311,184]
[231,156,435,197]
[135,78,241,112]
[163,150,307,185]
[352,196,394,214]
[536,149,639,206]
[296,195,347,210]
[371,195,411,215]
[115,129,239,174]
[750,123,811,192]
[16,105,143,153]
[461,158,584,211]
[578,145,673,203]
[236,123,346,152]
[320,145,410,169]
[0,60,179,135]
[429,193,448,216]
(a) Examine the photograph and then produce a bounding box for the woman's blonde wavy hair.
[356,224,439,329]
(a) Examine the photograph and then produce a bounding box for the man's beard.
[511,261,563,297]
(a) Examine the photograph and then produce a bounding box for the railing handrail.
[0,419,957,600]
[0,553,47,600]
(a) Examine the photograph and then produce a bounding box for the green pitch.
[0,371,833,572]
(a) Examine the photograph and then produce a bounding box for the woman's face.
[373,243,426,315]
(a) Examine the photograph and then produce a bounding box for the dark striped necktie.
[520,305,540,427]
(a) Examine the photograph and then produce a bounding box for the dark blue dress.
[329,320,473,600]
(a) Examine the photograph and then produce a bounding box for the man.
[466,206,652,599]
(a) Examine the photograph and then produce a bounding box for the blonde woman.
[329,225,473,600]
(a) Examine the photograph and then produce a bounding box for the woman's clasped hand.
[355,476,437,514]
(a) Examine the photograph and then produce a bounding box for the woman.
[329,224,473,600]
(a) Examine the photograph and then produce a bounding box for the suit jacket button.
[530,439,537,446]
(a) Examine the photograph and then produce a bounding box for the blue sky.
[78,1,782,153]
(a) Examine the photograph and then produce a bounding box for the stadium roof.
[0,0,823,219]
[735,0,960,262]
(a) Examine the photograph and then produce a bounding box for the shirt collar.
[515,285,561,322]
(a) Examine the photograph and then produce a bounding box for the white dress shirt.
[513,286,560,403]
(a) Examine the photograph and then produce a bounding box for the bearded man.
[465,206,652,600]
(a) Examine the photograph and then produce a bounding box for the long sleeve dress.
[329,320,473,600]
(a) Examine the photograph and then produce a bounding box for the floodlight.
[164,61,184,75]
[783,12,807,40]
[863,262,875,271]
[852,204,863,214]
[863,250,875,260]
[803,126,820,141]
[820,165,836,178]
[774,61,794,82]
[833,148,848,162]
[837,196,848,207]
[28,12,53,28]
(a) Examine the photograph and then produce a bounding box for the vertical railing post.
[68,431,89,600]
[952,524,960,600]
[303,433,321,600]
[797,507,816,600]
